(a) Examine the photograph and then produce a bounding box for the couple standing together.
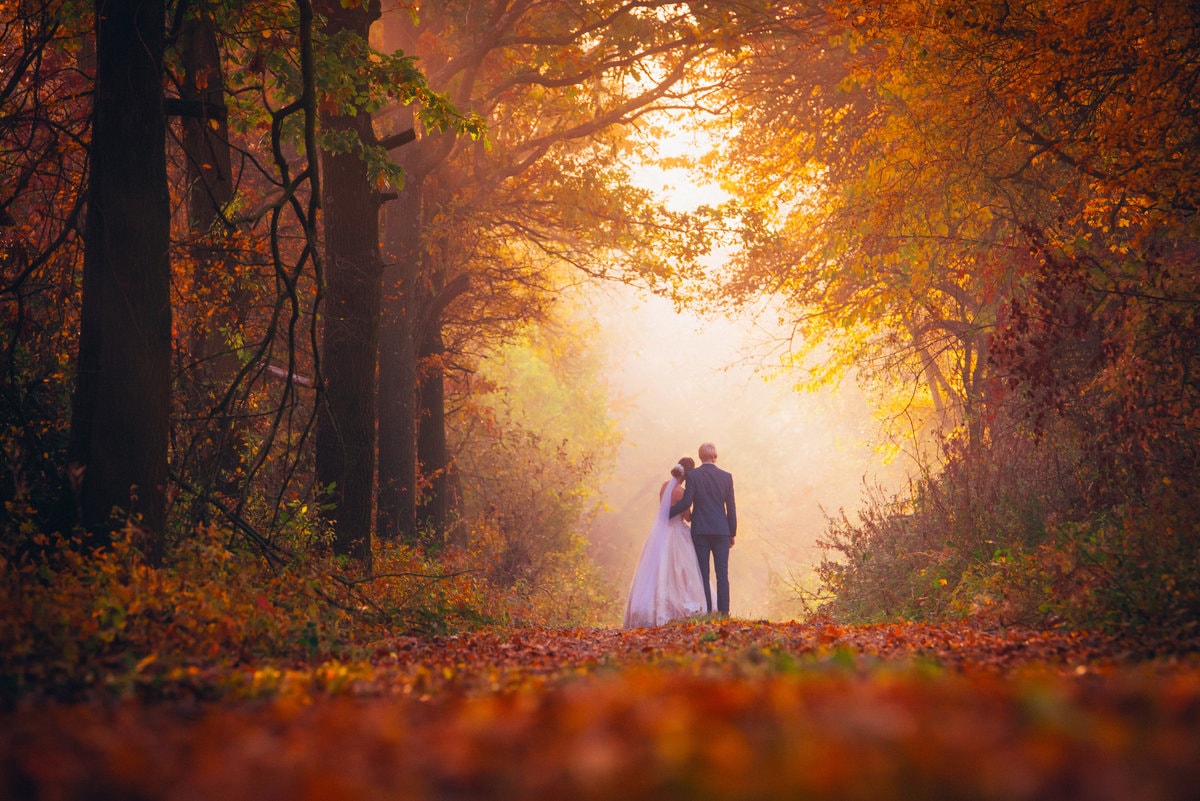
[623,442,737,628]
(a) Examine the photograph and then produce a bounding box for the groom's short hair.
[699,442,717,462]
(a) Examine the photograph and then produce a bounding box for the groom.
[670,442,736,615]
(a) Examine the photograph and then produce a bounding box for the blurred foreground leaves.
[3,620,1199,800]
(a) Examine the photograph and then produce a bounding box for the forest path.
[4,619,1199,800]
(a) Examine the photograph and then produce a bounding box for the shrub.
[0,521,524,700]
[815,421,1200,645]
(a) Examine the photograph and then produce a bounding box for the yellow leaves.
[718,0,1198,464]
[249,665,284,693]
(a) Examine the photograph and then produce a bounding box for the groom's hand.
[729,535,735,547]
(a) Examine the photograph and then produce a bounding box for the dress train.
[623,477,708,628]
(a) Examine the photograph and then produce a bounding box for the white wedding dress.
[623,476,708,628]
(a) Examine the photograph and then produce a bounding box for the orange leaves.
[3,621,1200,800]
[4,547,1200,801]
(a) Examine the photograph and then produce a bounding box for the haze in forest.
[569,131,898,620]
[583,282,906,620]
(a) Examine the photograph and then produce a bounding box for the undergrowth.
[0,519,607,702]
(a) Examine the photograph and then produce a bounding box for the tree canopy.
[0,0,1197,644]
[698,0,1200,631]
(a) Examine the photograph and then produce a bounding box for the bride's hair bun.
[670,463,686,479]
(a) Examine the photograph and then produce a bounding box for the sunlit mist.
[570,129,904,620]
[583,283,906,622]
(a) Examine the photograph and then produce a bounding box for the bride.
[623,458,708,628]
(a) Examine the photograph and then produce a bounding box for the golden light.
[585,128,902,621]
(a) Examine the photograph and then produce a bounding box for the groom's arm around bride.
[669,442,736,614]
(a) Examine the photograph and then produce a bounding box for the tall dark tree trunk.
[68,0,170,562]
[415,244,471,542]
[377,167,422,543]
[178,7,230,240]
[314,0,382,567]
[176,4,239,516]
[379,187,466,545]
[374,7,423,544]
[374,4,468,545]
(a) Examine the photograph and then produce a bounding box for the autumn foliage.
[3,0,1200,796]
[4,619,1200,800]
[694,0,1200,639]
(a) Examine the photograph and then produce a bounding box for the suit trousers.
[692,533,731,614]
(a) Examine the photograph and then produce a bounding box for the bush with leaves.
[817,395,1200,641]
[0,519,513,701]
[816,422,1093,627]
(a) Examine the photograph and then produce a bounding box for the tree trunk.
[176,5,240,516]
[414,254,472,542]
[178,8,231,240]
[376,171,422,543]
[314,0,382,567]
[68,0,170,562]
[374,6,423,543]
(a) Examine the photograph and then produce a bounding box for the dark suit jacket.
[670,462,736,537]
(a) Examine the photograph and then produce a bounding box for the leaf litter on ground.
[3,619,1199,800]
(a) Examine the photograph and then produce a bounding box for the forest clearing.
[4,619,1200,800]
